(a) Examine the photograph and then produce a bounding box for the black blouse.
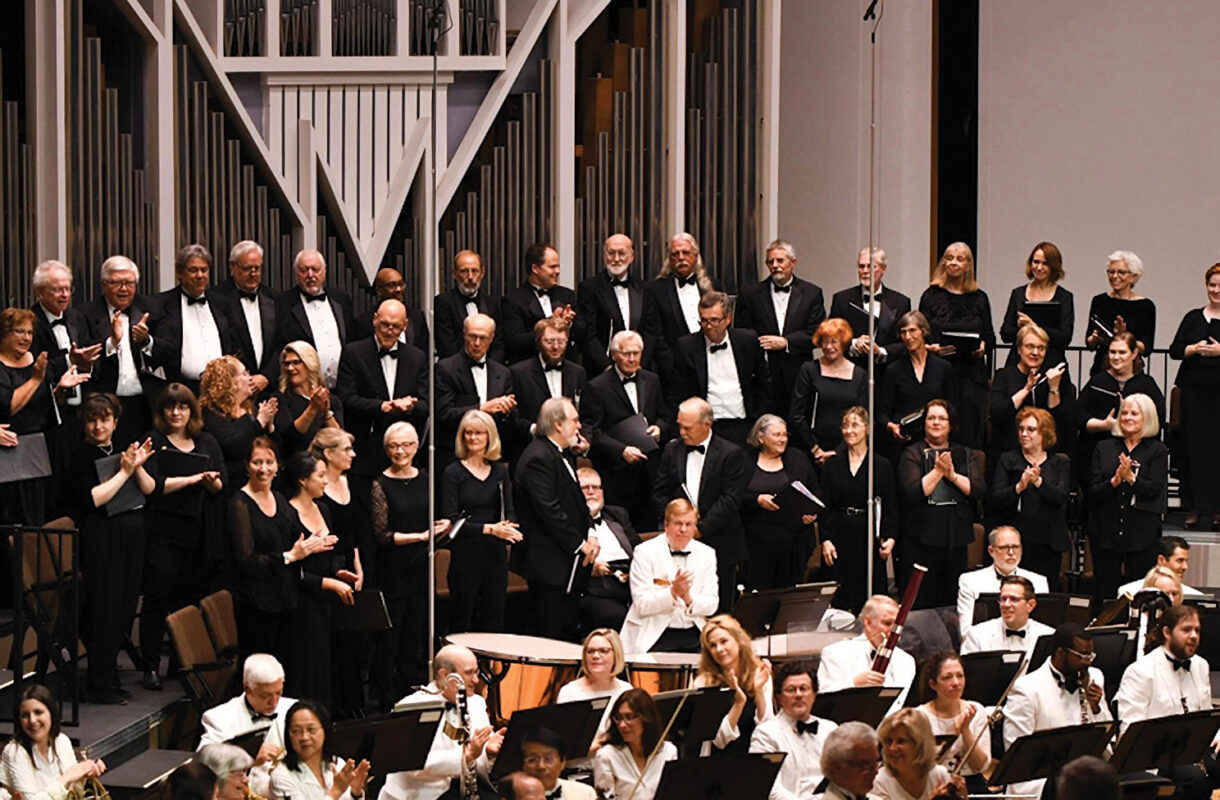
[272,390,347,455]
[64,439,146,534]
[318,485,365,571]
[918,286,996,385]
[877,353,958,430]
[441,461,516,549]
[0,361,55,433]
[1169,309,1220,390]
[228,490,298,613]
[1085,295,1156,374]
[896,440,984,547]
[987,364,1077,456]
[740,449,820,544]
[819,448,898,545]
[1075,372,1165,446]
[287,500,343,595]
[372,470,431,598]
[143,431,228,517]
[999,284,1075,368]
[202,407,266,490]
[989,450,1071,551]
[1087,437,1168,553]
[788,361,867,453]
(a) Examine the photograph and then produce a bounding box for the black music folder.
[1086,384,1122,419]
[938,330,980,359]
[1021,301,1061,331]
[94,453,147,516]
[1210,318,1220,343]
[1110,709,1220,774]
[812,687,902,728]
[988,721,1115,789]
[330,706,445,773]
[226,726,273,758]
[651,686,737,749]
[0,432,52,483]
[898,408,925,440]
[333,589,392,632]
[489,697,609,780]
[150,449,212,514]
[923,449,965,505]
[655,753,785,800]
[604,413,660,454]
[772,480,825,529]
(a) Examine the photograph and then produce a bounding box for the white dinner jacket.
[960,616,1054,656]
[1118,577,1203,598]
[1115,647,1212,738]
[619,536,718,653]
[816,634,916,716]
[750,712,837,800]
[378,686,492,800]
[956,565,1049,634]
[198,693,297,798]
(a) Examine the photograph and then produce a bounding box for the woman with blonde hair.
[275,341,343,455]
[918,242,995,448]
[558,628,633,756]
[694,615,773,752]
[442,409,518,634]
[201,354,278,489]
[872,708,963,800]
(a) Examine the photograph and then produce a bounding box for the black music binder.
[0,432,52,483]
[95,453,146,516]
[604,413,660,454]
[811,686,902,728]
[772,480,825,529]
[1021,301,1061,331]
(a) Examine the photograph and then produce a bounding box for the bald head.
[463,313,496,361]
[603,234,634,277]
[374,268,406,302]
[434,644,480,702]
[373,299,407,348]
[500,773,545,800]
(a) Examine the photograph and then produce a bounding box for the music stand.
[489,698,609,780]
[1185,598,1220,668]
[654,753,785,800]
[812,687,902,728]
[988,721,1115,789]
[733,582,838,638]
[960,651,1025,706]
[652,687,737,749]
[973,592,1090,627]
[330,706,446,773]
[1110,709,1220,774]
[225,726,273,758]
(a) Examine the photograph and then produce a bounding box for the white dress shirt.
[960,616,1054,657]
[198,693,298,798]
[684,433,711,507]
[532,284,554,317]
[40,307,80,406]
[619,536,718,653]
[770,280,792,333]
[106,305,151,396]
[705,336,747,420]
[541,356,564,398]
[615,368,640,413]
[380,347,399,399]
[302,294,342,387]
[459,288,480,319]
[0,734,78,800]
[179,292,225,381]
[377,685,492,800]
[1115,646,1212,739]
[816,634,916,716]
[239,293,265,367]
[750,712,837,800]
[676,278,701,334]
[269,759,355,800]
[868,764,951,800]
[916,702,989,776]
[956,565,1050,634]
[589,516,630,563]
[470,357,489,404]
[593,741,677,800]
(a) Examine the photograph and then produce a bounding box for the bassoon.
[871,563,927,673]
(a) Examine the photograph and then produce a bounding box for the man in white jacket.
[751,660,837,800]
[816,595,916,716]
[957,526,1049,635]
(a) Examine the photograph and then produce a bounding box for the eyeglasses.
[699,316,727,326]
[992,544,1021,553]
[103,279,137,288]
[386,442,419,451]
[1066,648,1096,663]
[1106,269,1131,277]
[612,712,639,723]
[585,646,612,656]
[1021,344,1047,352]
[523,754,560,767]
[847,758,882,771]
[781,685,814,696]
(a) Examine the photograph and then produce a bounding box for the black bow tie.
[444,701,458,712]
[670,549,690,557]
[676,274,697,288]
[685,443,705,454]
[246,700,278,722]
[379,347,398,360]
[304,291,328,303]
[621,373,637,383]
[708,342,728,354]
[50,318,67,328]
[112,307,130,317]
[1053,668,1080,694]
[795,719,819,736]
[534,286,552,299]
[239,289,259,302]
[1167,653,1192,672]
[543,362,563,372]
[1005,628,1026,639]
[591,515,603,524]
[469,360,486,370]
[545,789,561,800]
[772,282,792,294]
[609,277,630,288]
[184,292,207,305]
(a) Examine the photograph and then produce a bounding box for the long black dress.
[740,449,819,590]
[989,451,1071,590]
[1088,437,1168,601]
[1169,310,1220,518]
[819,447,897,613]
[318,485,369,717]
[876,353,958,463]
[140,431,228,672]
[0,360,56,525]
[999,284,1075,369]
[441,460,516,633]
[788,361,867,455]
[371,469,430,710]
[65,438,146,697]
[229,489,298,667]
[1074,371,1164,488]
[272,390,346,456]
[286,500,341,709]
[918,286,995,449]
[1085,295,1156,375]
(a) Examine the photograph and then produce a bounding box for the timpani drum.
[446,633,583,720]
[624,651,702,693]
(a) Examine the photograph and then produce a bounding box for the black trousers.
[530,582,579,641]
[447,543,507,633]
[82,517,145,691]
[828,521,888,614]
[1093,543,1158,603]
[744,534,801,591]
[236,603,294,667]
[716,560,740,615]
[1020,543,1065,592]
[372,591,428,710]
[140,539,207,669]
[578,594,629,633]
[898,540,966,610]
[289,591,333,709]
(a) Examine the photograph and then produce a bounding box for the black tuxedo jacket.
[336,338,430,472]
[653,435,748,563]
[211,278,281,382]
[576,271,651,371]
[149,287,243,384]
[828,284,912,364]
[71,296,172,396]
[433,287,503,361]
[435,351,518,448]
[274,286,355,353]
[734,277,826,358]
[641,275,719,376]
[500,283,583,364]
[511,434,593,587]
[508,357,587,443]
[352,302,429,353]
[580,367,673,465]
[670,328,772,418]
[30,304,85,388]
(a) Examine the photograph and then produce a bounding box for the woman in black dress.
[1076,332,1164,489]
[441,409,517,633]
[897,399,985,609]
[274,342,344,456]
[200,355,278,491]
[140,383,227,690]
[877,311,958,463]
[284,451,356,708]
[1088,393,1168,602]
[740,414,819,590]
[1169,263,1220,530]
[820,406,896,613]
[989,407,1070,590]
[918,243,995,449]
[1085,251,1156,375]
[371,421,450,710]
[789,318,867,465]
[987,323,1076,460]
[0,307,89,525]
[67,393,153,703]
[309,427,368,717]
[999,242,1075,370]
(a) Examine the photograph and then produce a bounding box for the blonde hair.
[878,708,937,774]
[579,628,626,677]
[455,409,502,461]
[1111,393,1160,438]
[278,341,325,393]
[309,427,355,462]
[931,242,978,292]
[697,615,761,692]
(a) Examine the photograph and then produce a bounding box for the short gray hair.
[196,744,253,780]
[242,653,284,686]
[678,396,713,424]
[384,421,419,447]
[536,397,575,437]
[766,239,798,261]
[987,525,1021,547]
[746,414,786,448]
[821,721,879,775]
[32,260,71,292]
[860,595,898,623]
[1107,250,1144,279]
[859,247,887,267]
[293,248,326,271]
[609,330,643,355]
[100,255,139,282]
[175,243,213,272]
[229,240,264,266]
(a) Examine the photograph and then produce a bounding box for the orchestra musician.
[818,722,882,800]
[914,652,989,789]
[592,688,678,800]
[195,743,254,800]
[816,595,916,716]
[268,699,371,800]
[749,660,837,800]
[871,708,964,800]
[519,727,596,800]
[956,526,1049,636]
[694,615,774,752]
[960,575,1054,656]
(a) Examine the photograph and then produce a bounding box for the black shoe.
[114,684,132,699]
[143,670,163,691]
[91,688,129,705]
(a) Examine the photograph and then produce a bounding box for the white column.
[549,0,576,286]
[28,0,67,259]
[756,0,782,275]
[662,0,686,239]
[150,0,176,289]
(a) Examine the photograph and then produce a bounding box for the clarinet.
[448,674,480,800]
[1078,668,1091,724]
